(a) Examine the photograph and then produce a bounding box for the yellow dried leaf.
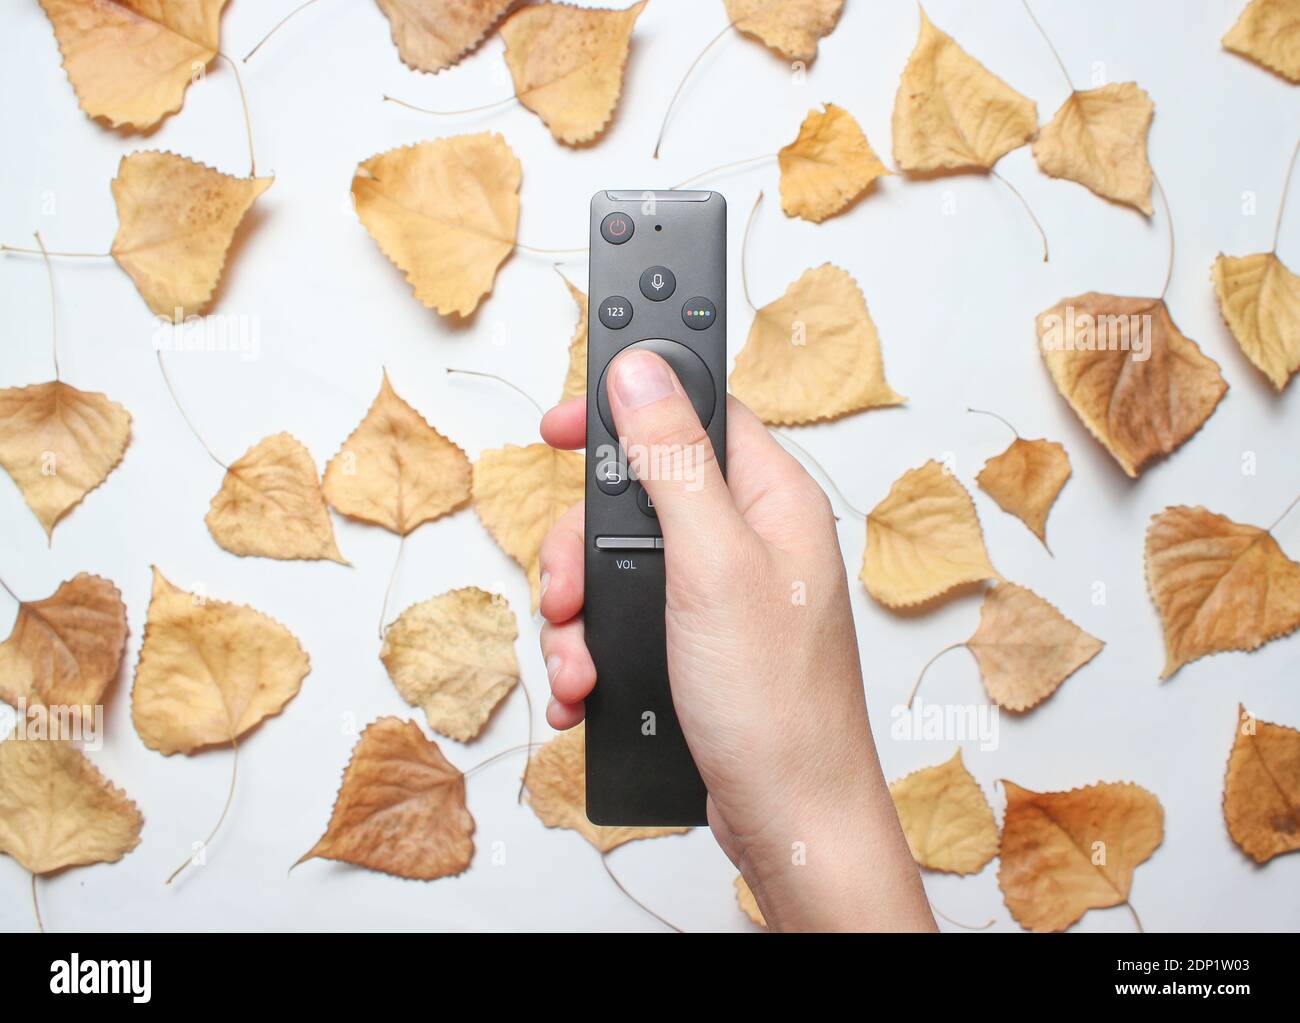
[297,717,475,880]
[0,381,130,538]
[499,1,646,145]
[322,371,472,536]
[0,736,143,875]
[1036,294,1227,477]
[524,723,689,852]
[1223,0,1300,82]
[1224,705,1300,864]
[778,104,889,223]
[376,0,514,73]
[976,438,1071,551]
[472,444,584,611]
[729,264,904,425]
[889,750,998,874]
[1032,83,1154,215]
[967,583,1103,711]
[352,133,519,316]
[1213,252,1300,390]
[1145,505,1300,680]
[206,433,346,564]
[734,874,767,927]
[723,0,844,62]
[999,780,1163,933]
[560,276,588,402]
[861,460,998,608]
[892,7,1037,173]
[380,588,520,742]
[131,568,310,755]
[0,574,127,711]
[110,151,272,318]
[39,0,227,129]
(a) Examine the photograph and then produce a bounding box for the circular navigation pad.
[596,338,717,440]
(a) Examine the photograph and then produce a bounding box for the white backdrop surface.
[1,0,1298,932]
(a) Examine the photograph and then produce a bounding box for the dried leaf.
[998,779,1163,933]
[1036,294,1228,477]
[1223,0,1300,82]
[131,567,310,755]
[892,6,1037,173]
[110,151,272,318]
[860,460,998,608]
[729,264,904,425]
[322,371,472,536]
[1032,83,1155,215]
[0,574,127,711]
[1224,705,1300,864]
[380,588,520,742]
[39,0,227,129]
[0,735,143,874]
[0,381,130,538]
[889,750,998,874]
[560,276,588,401]
[734,874,767,927]
[976,437,1071,551]
[473,444,584,611]
[778,104,890,223]
[376,0,514,73]
[499,1,647,145]
[1145,505,1300,679]
[967,583,1103,711]
[723,0,844,62]
[352,133,519,316]
[297,717,475,880]
[1212,252,1300,390]
[524,723,689,852]
[206,433,346,564]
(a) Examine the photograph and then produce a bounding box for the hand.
[538,349,935,932]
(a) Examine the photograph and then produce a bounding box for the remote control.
[584,190,727,827]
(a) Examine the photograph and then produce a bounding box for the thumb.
[606,349,741,548]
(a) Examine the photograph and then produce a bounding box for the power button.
[600,212,634,245]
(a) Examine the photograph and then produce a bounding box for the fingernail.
[612,350,675,410]
[540,571,551,600]
[546,655,562,683]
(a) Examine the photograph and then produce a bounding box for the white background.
[1,0,1298,933]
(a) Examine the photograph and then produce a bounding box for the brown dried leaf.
[1032,83,1155,215]
[1145,505,1300,679]
[861,460,998,608]
[892,6,1037,173]
[472,444,584,611]
[206,433,346,564]
[998,779,1163,933]
[131,568,310,755]
[1224,705,1300,864]
[524,723,689,852]
[889,750,998,874]
[110,151,272,318]
[976,437,1071,551]
[380,588,520,742]
[499,1,646,145]
[729,264,904,425]
[352,133,519,316]
[1212,252,1300,390]
[0,574,127,711]
[559,275,588,401]
[779,104,890,223]
[723,0,845,62]
[297,717,475,880]
[376,0,514,73]
[1036,294,1228,477]
[0,736,143,875]
[1223,0,1300,82]
[39,0,227,129]
[0,381,130,538]
[734,874,767,927]
[322,371,472,536]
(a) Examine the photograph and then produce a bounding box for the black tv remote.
[583,190,727,827]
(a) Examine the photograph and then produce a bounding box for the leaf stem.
[652,21,735,159]
[515,679,534,804]
[382,94,518,117]
[670,153,774,191]
[156,350,229,471]
[774,432,868,518]
[0,246,107,258]
[34,232,59,381]
[0,573,21,605]
[378,534,406,640]
[446,367,545,418]
[32,873,44,933]
[1125,900,1144,933]
[601,853,683,932]
[166,738,239,885]
[1268,491,1300,534]
[741,190,763,311]
[991,169,1048,262]
[932,903,995,930]
[514,240,588,255]
[243,0,324,61]
[1020,0,1074,92]
[1273,136,1300,254]
[908,643,970,709]
[218,53,257,178]
[1153,169,1174,300]
[967,406,1020,439]
[463,742,546,779]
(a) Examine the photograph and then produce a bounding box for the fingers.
[541,616,595,726]
[538,501,585,625]
[540,397,585,450]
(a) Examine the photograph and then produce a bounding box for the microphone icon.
[651,273,664,290]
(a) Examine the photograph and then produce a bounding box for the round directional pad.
[596,338,717,440]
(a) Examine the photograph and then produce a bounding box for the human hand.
[537,349,935,932]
